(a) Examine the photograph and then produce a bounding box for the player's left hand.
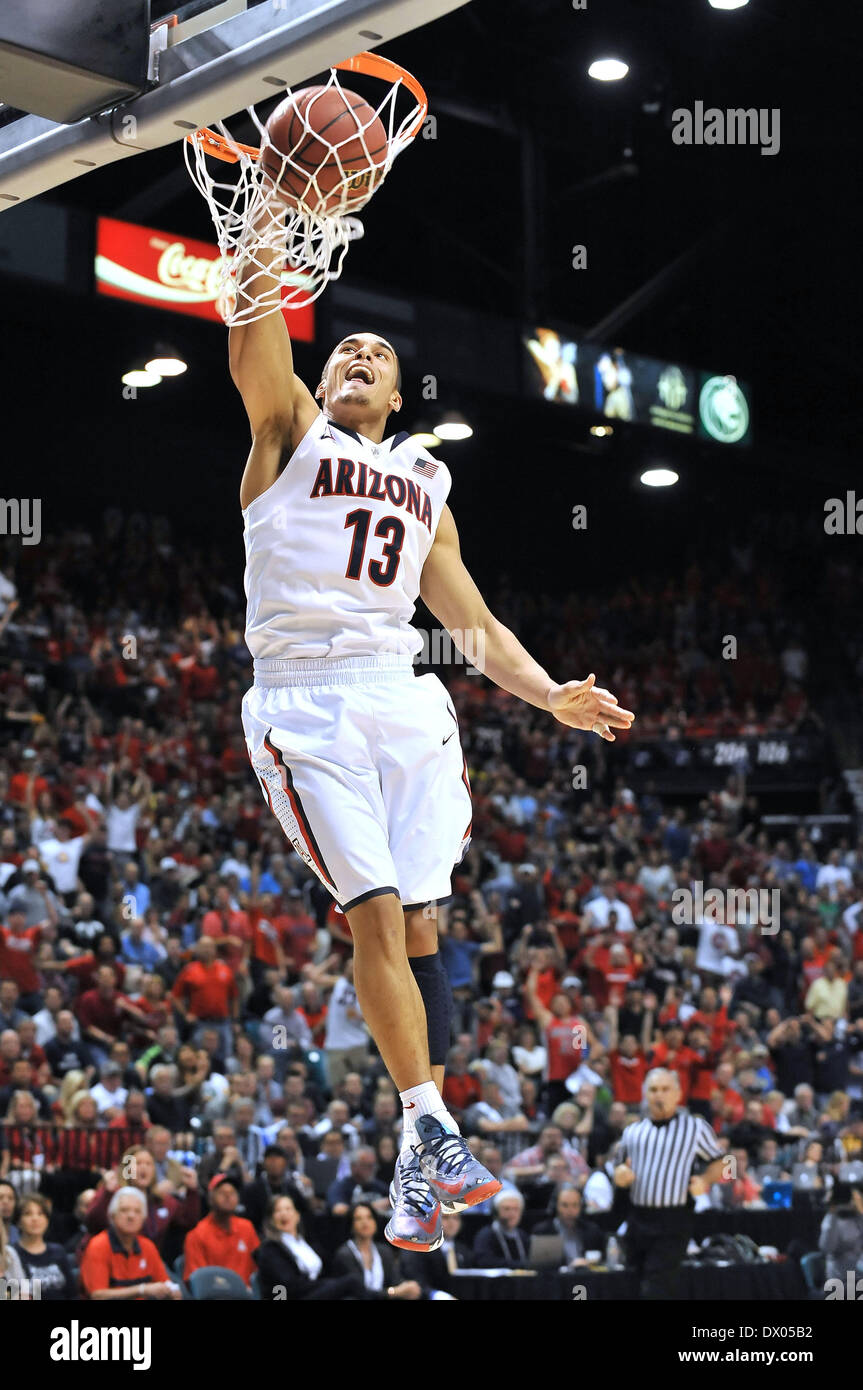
[547,674,635,741]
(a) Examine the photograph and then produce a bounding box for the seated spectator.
[331,1201,422,1299]
[1,1208,25,1286]
[44,1010,93,1082]
[76,965,148,1068]
[504,1124,588,1185]
[0,1177,20,1242]
[511,1023,547,1081]
[79,1186,181,1301]
[254,1193,369,1301]
[441,1046,482,1118]
[197,1123,249,1193]
[532,1184,607,1267]
[183,1173,259,1285]
[373,1133,397,1187]
[0,981,26,1034]
[120,917,165,971]
[819,1181,863,1283]
[399,1210,470,1296]
[359,1092,400,1146]
[145,1124,195,1190]
[753,1136,790,1183]
[89,1062,129,1116]
[145,1063,193,1132]
[714,1147,763,1209]
[471,1191,530,1269]
[85,1144,200,1255]
[110,1088,151,1138]
[727,1099,777,1160]
[782,1082,819,1136]
[242,1143,311,1230]
[327,1146,390,1217]
[0,1059,52,1119]
[463,1078,530,1138]
[13,1192,78,1299]
[478,1040,523,1117]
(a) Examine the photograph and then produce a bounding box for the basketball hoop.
[183,52,427,324]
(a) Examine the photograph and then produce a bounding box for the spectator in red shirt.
[688,983,736,1052]
[686,1023,721,1119]
[649,1022,698,1104]
[525,965,597,1111]
[171,936,238,1059]
[77,965,150,1068]
[697,820,732,874]
[585,936,636,1009]
[0,905,46,1008]
[442,1046,482,1118]
[249,893,289,980]
[281,891,319,973]
[80,1187,182,1301]
[200,884,252,973]
[606,1001,652,1104]
[296,982,327,1047]
[184,1174,260,1285]
[709,1060,746,1131]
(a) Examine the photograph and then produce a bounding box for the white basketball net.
[184,64,424,324]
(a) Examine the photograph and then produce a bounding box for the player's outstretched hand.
[547,673,635,741]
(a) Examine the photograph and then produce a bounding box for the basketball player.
[229,198,635,1252]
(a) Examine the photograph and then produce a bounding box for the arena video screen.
[522,326,752,446]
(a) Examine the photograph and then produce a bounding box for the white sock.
[399,1081,460,1153]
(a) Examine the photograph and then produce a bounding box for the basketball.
[261,84,389,214]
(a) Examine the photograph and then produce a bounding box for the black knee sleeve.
[408,950,453,1068]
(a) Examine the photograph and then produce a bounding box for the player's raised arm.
[229,194,320,508]
[420,504,635,740]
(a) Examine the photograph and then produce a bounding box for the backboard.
[0,0,470,209]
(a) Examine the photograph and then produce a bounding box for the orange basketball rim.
[186,51,427,165]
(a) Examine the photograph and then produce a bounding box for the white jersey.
[243,414,452,663]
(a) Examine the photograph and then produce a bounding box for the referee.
[613,1068,725,1298]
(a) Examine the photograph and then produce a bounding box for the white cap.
[160,856,178,870]
[22,858,40,874]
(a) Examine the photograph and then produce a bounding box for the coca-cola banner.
[94,216,315,340]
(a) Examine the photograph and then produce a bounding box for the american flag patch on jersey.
[412,458,438,478]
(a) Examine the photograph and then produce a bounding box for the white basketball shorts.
[241,656,472,913]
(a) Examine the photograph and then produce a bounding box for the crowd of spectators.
[1,515,863,1300]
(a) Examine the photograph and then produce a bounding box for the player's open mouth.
[346,364,375,384]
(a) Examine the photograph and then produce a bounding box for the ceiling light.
[434,412,473,441]
[146,354,187,376]
[588,58,629,82]
[122,369,161,388]
[410,427,442,449]
[709,0,748,9]
[640,468,679,488]
[590,425,613,437]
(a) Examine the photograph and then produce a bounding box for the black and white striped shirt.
[618,1111,723,1208]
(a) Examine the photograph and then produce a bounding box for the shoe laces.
[416,1130,471,1178]
[398,1154,435,1216]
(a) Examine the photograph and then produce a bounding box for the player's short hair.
[322,332,401,393]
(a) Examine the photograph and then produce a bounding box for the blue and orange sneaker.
[384,1147,443,1253]
[414,1114,502,1210]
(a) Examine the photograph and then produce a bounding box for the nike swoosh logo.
[442,732,456,745]
[405,1102,417,1109]
[433,1178,466,1194]
[415,1210,440,1234]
